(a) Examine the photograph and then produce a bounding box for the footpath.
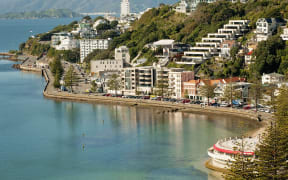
[42,68,273,126]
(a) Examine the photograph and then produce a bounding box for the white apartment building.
[256,18,277,42]
[168,69,194,99]
[176,20,249,65]
[281,28,288,41]
[175,0,247,14]
[220,40,237,58]
[121,66,156,95]
[80,39,111,63]
[262,73,285,85]
[115,46,130,63]
[175,0,191,14]
[51,32,79,50]
[121,0,130,17]
[90,59,124,74]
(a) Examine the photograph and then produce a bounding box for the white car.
[220,103,229,107]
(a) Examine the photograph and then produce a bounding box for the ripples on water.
[0,18,260,180]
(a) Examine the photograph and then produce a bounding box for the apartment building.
[121,0,130,17]
[115,46,130,63]
[51,32,79,50]
[183,77,247,102]
[90,59,124,74]
[262,73,285,85]
[168,69,195,99]
[175,0,248,14]
[121,67,156,95]
[176,20,249,64]
[80,39,111,63]
[256,18,277,42]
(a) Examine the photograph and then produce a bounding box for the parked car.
[169,98,177,102]
[141,96,150,100]
[194,101,202,104]
[220,103,229,107]
[181,99,191,104]
[151,97,162,101]
[211,103,220,107]
[243,105,252,110]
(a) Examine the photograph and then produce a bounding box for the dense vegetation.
[102,0,288,79]
[38,20,78,41]
[226,88,288,179]
[19,0,288,80]
[0,9,81,19]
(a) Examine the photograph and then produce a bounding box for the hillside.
[0,0,178,14]
[0,9,81,19]
[21,0,288,80]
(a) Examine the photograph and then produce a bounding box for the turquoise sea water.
[0,18,258,180]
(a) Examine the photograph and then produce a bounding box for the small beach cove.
[0,58,267,180]
[0,18,270,180]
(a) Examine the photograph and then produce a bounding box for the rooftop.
[153,39,175,46]
[214,137,258,155]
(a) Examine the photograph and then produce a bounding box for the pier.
[0,52,13,59]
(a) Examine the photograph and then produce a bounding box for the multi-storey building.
[115,46,130,63]
[121,67,156,95]
[176,20,249,64]
[175,0,248,14]
[183,77,247,102]
[121,0,130,17]
[168,69,195,99]
[90,59,124,74]
[256,18,277,42]
[51,32,79,50]
[262,73,285,85]
[80,39,111,63]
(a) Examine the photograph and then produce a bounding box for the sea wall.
[41,68,264,121]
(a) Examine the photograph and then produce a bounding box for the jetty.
[0,52,13,59]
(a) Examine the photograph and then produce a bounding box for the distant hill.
[0,0,178,14]
[0,9,81,19]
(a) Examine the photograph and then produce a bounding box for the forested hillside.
[108,0,288,78]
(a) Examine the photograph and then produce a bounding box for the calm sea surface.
[0,18,258,180]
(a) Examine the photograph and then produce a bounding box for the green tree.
[251,36,285,75]
[91,80,97,93]
[53,70,61,88]
[223,83,242,107]
[225,138,256,180]
[254,122,287,180]
[252,88,288,179]
[249,78,263,112]
[64,65,79,92]
[107,74,121,95]
[199,84,216,104]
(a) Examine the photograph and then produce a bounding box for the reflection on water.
[0,60,260,180]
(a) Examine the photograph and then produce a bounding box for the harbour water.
[0,18,259,180]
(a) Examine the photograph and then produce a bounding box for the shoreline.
[15,61,272,178]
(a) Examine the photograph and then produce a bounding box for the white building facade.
[51,32,79,50]
[90,59,124,74]
[80,39,111,63]
[115,46,130,63]
[256,18,277,42]
[168,69,195,99]
[281,28,288,41]
[262,73,285,84]
[121,0,130,17]
[177,20,249,65]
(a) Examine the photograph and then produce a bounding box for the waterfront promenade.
[41,68,273,127]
